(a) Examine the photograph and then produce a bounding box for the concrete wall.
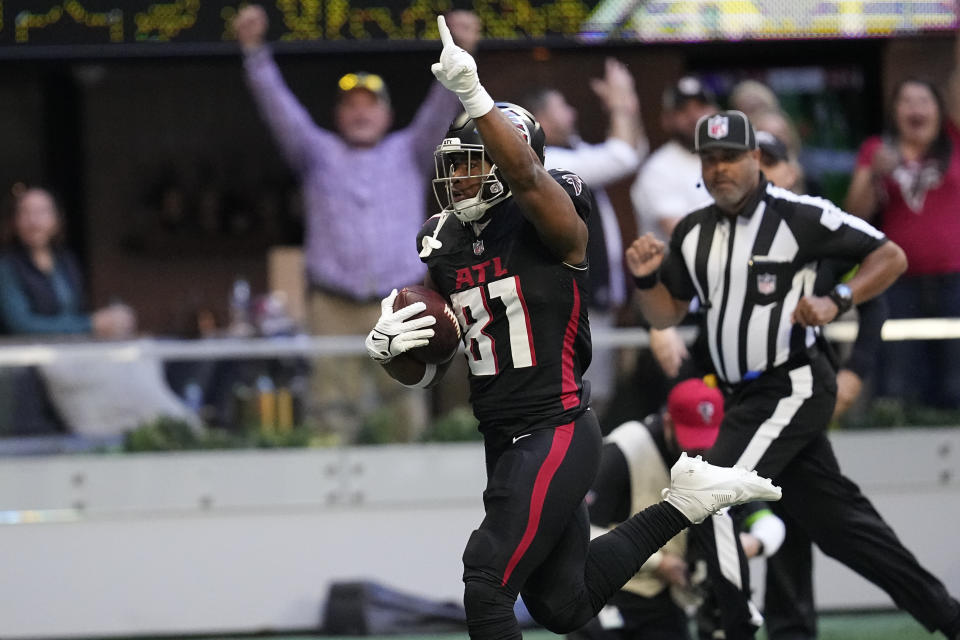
[1,428,959,638]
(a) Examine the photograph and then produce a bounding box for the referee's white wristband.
[401,362,438,389]
[749,513,786,558]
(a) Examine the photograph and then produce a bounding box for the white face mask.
[431,142,510,223]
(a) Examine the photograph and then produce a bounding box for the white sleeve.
[748,511,787,558]
[631,162,695,227]
[544,139,642,186]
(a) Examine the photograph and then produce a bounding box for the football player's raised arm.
[430,14,586,264]
[474,109,588,264]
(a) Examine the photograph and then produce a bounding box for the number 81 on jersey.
[450,276,536,376]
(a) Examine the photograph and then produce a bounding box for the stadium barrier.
[0,429,957,638]
[0,319,959,638]
[0,317,955,368]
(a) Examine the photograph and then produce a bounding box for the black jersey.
[417,169,593,436]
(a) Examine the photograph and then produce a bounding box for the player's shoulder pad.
[416,212,468,260]
[549,168,590,199]
[548,168,593,219]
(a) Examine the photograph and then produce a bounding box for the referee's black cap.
[695,110,758,153]
[663,76,716,111]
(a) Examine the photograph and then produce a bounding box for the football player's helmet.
[432,102,545,223]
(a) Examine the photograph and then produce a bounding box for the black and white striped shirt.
[661,180,886,384]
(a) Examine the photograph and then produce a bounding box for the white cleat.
[661,452,782,524]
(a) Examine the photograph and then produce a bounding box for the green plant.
[123,416,206,452]
[839,397,960,430]
[355,407,402,445]
[420,406,481,442]
[123,416,317,452]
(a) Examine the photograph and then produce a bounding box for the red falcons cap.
[667,378,724,451]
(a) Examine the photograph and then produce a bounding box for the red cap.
[667,378,724,451]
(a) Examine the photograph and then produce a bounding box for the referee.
[625,110,960,640]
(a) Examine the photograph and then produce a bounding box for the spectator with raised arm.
[524,58,648,414]
[604,77,717,425]
[631,76,716,242]
[233,5,481,439]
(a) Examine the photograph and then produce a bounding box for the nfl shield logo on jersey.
[757,273,776,295]
[473,239,485,256]
[707,115,729,140]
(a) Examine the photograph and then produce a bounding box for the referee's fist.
[626,233,666,277]
[791,295,838,327]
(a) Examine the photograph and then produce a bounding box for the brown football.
[393,285,462,364]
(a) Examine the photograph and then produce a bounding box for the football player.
[364,16,781,640]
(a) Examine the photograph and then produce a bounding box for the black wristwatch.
[828,283,854,317]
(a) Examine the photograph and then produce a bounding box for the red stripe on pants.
[560,280,581,410]
[501,422,575,586]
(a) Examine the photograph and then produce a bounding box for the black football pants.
[699,354,960,639]
[462,408,691,640]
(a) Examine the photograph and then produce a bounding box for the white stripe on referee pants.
[713,511,767,627]
[735,364,814,471]
[713,511,743,589]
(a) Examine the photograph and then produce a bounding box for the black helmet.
[432,102,545,222]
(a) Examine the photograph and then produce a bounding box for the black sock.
[945,606,960,639]
[582,502,690,609]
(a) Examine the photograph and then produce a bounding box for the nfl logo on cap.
[708,115,729,140]
[695,110,757,153]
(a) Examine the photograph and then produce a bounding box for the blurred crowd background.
[0,0,958,449]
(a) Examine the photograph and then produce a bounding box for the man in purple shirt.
[234,5,481,440]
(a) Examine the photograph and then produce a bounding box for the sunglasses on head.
[338,72,385,93]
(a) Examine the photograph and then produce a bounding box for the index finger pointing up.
[437,15,454,47]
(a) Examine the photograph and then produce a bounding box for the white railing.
[0,317,955,366]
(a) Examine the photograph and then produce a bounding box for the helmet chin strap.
[420,209,451,258]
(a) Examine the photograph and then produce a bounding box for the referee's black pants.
[763,503,816,640]
[696,353,960,639]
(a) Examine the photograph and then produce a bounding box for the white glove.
[365,289,436,364]
[431,15,494,119]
